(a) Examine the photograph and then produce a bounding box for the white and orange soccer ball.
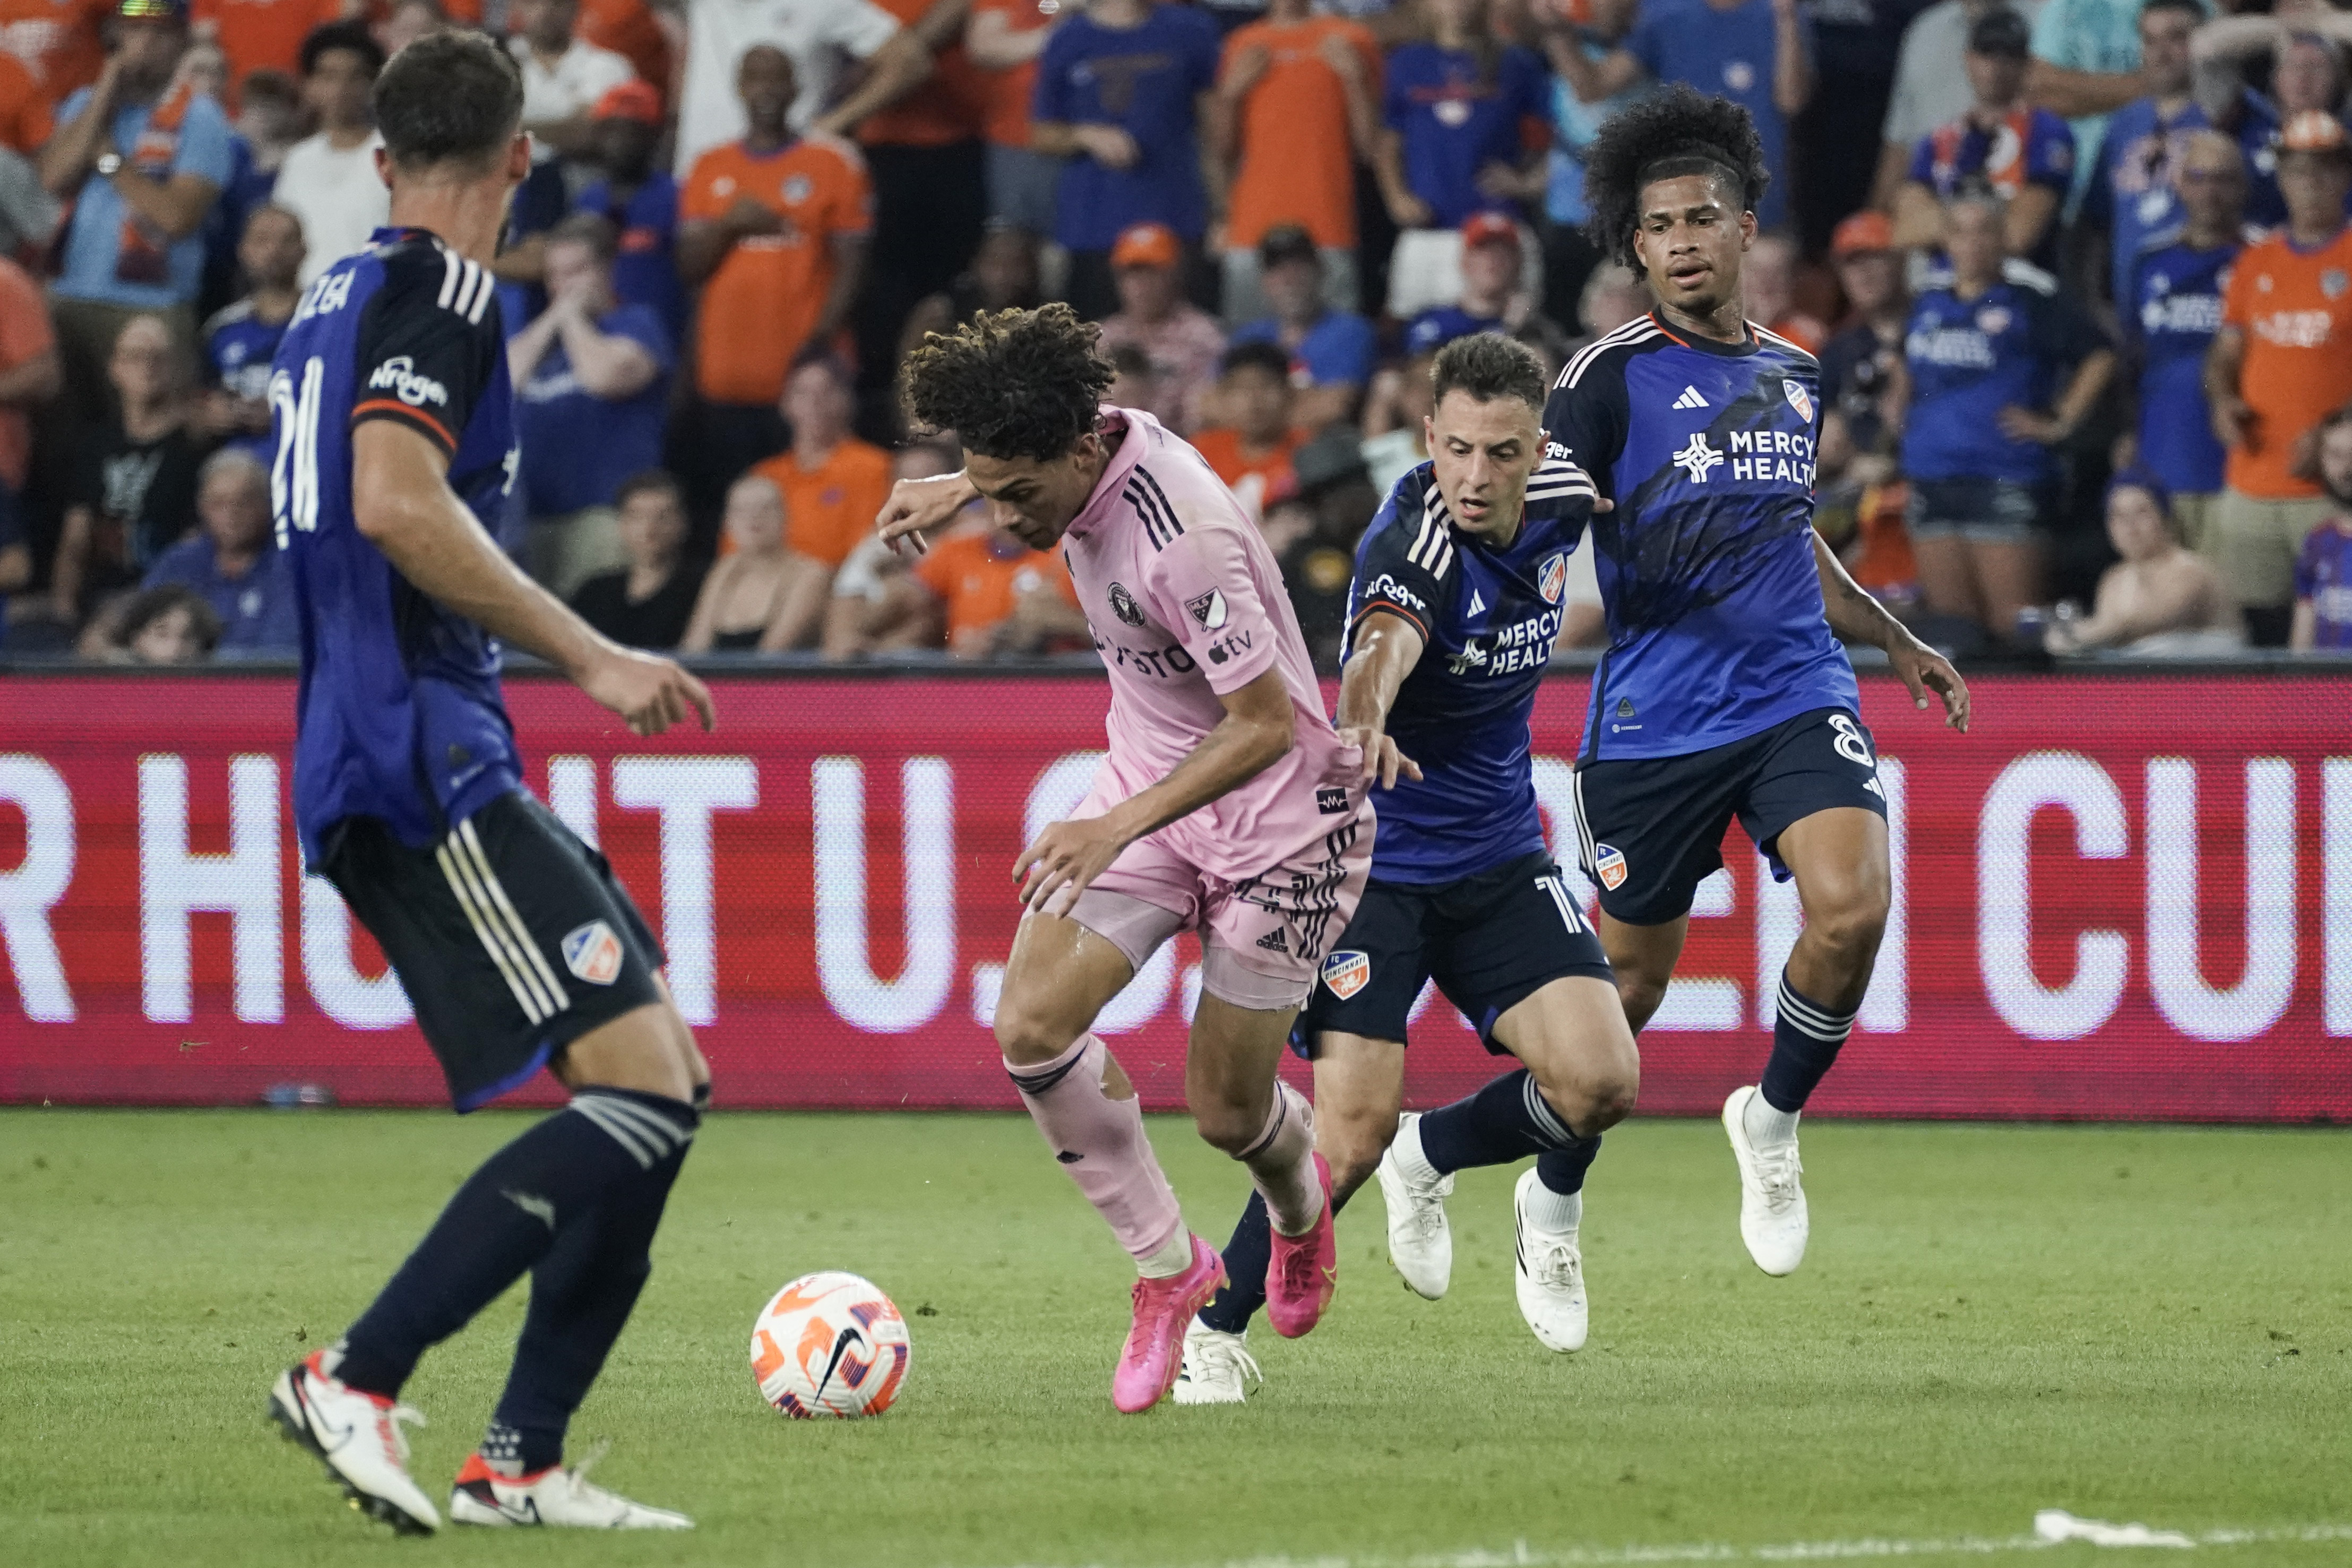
[748,1271,911,1418]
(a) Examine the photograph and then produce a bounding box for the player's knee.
[992,995,1077,1067]
[1811,885,1890,966]
[1192,1097,1264,1157]
[1534,1053,1639,1136]
[1615,970,1669,1034]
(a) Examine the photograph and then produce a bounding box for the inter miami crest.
[1108,582,1145,626]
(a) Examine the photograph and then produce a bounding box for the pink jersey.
[1063,407,1360,883]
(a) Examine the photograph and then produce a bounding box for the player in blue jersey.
[1548,87,1967,1278]
[1176,335,1641,1403]
[262,31,713,1536]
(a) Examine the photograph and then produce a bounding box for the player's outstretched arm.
[1334,609,1427,790]
[352,421,714,737]
[876,469,980,556]
[1013,668,1296,916]
[1809,530,1969,734]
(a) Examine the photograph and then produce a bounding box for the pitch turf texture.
[3,1112,2347,1567]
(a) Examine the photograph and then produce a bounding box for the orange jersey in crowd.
[969,0,1052,149]
[578,0,668,102]
[0,0,108,101]
[1192,425,1304,513]
[2221,225,2352,499]
[1219,15,1381,251]
[0,49,49,154]
[746,438,894,567]
[857,0,982,148]
[0,254,51,490]
[194,0,340,81]
[915,528,1079,644]
[680,136,873,407]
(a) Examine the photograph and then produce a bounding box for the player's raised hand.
[877,471,979,556]
[581,645,717,737]
[1889,637,1969,734]
[1338,725,1423,790]
[1013,815,1127,918]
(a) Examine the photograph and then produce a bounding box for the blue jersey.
[204,298,289,461]
[2087,92,2278,305]
[1381,42,1550,227]
[1346,456,1595,884]
[1540,313,1856,763]
[273,227,522,865]
[2129,239,2234,497]
[1033,5,1220,250]
[1899,277,2106,486]
[1404,305,1505,357]
[1625,0,1810,231]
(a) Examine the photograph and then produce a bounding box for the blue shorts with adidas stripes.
[1568,706,1886,928]
[317,790,667,1110]
[1294,851,1614,1057]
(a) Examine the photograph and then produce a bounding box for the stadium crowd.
[1,0,2350,668]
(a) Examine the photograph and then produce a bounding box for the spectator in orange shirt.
[912,516,1088,659]
[678,45,872,520]
[1743,230,1825,356]
[966,0,1062,235]
[0,48,51,154]
[575,0,665,101]
[0,0,111,102]
[1191,340,1304,525]
[192,0,336,83]
[747,353,894,584]
[1208,0,1379,322]
[2208,110,2352,645]
[822,438,953,660]
[1095,220,1226,435]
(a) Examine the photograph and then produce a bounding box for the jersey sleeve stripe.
[353,398,459,452]
[1347,598,1430,642]
[1131,467,1187,546]
[1560,317,1659,390]
[1123,477,1175,550]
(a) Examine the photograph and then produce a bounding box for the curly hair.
[1583,84,1771,271]
[901,304,1116,462]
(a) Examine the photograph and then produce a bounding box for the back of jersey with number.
[271,227,522,866]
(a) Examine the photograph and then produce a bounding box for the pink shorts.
[1068,808,1374,1012]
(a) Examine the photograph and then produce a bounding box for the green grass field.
[3,1109,2348,1567]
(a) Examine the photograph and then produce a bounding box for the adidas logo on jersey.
[1468,587,1486,617]
[1255,927,1289,954]
[1672,385,1709,410]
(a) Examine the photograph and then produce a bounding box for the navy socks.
[1761,973,1857,1113]
[1419,1069,1593,1176]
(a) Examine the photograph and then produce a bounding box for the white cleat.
[1512,1169,1589,1352]
[268,1350,441,1535]
[1376,1112,1455,1299]
[1722,1085,1809,1276]
[449,1447,693,1529]
[1171,1318,1262,1406]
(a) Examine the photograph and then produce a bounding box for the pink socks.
[1007,1033,1184,1268]
[1241,1081,1321,1237]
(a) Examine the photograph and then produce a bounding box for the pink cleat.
[1113,1235,1226,1414]
[1264,1152,1338,1339]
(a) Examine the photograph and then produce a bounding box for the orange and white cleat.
[268,1349,440,1535]
[449,1448,692,1529]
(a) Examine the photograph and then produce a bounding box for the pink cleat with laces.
[1264,1152,1338,1339]
[1113,1235,1226,1414]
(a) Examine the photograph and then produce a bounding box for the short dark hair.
[374,29,523,173]
[901,304,1114,462]
[1219,340,1291,382]
[1583,84,1771,270]
[1430,333,1548,415]
[301,19,385,79]
[116,585,222,658]
[1106,343,1154,381]
[615,469,682,511]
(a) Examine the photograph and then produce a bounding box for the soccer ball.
[748,1271,911,1418]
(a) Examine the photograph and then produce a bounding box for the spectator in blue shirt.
[2120,129,2244,554]
[571,81,685,341]
[1892,7,2075,268]
[1557,0,1814,233]
[1402,209,1520,354]
[1891,186,2115,644]
[38,0,235,432]
[1031,0,1221,322]
[2084,0,2274,310]
[1376,0,1549,318]
[1227,225,1375,430]
[137,448,296,653]
[2026,0,2185,214]
[509,214,675,597]
[193,203,301,464]
[2191,14,2348,228]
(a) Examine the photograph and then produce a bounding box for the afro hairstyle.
[901,304,1115,463]
[1582,84,1770,272]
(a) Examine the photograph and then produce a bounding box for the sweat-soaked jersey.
[1539,311,1856,764]
[272,226,521,865]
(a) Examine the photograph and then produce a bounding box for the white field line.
[991,1522,2352,1568]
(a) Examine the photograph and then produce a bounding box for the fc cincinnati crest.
[1538,553,1566,605]
[1321,951,1371,1000]
[1108,582,1145,626]
[1592,845,1628,892]
[1782,379,1814,424]
[562,921,624,986]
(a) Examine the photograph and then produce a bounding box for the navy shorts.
[318,790,667,1110]
[1295,851,1615,1057]
[1568,707,1886,927]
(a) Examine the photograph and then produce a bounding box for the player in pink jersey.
[880,306,1375,1413]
